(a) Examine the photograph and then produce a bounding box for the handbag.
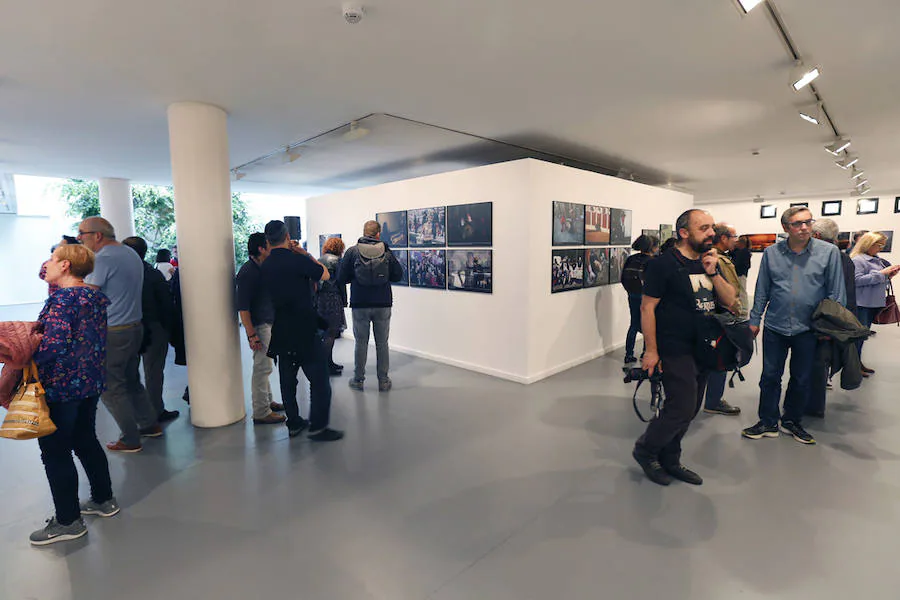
[873,282,900,326]
[0,362,57,440]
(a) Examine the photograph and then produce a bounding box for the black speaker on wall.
[284,216,302,240]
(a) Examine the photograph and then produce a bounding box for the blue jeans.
[758,328,817,427]
[352,307,392,381]
[625,294,642,359]
[704,370,728,409]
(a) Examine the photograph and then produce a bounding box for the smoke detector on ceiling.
[343,3,365,24]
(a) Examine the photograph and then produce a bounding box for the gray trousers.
[250,323,275,419]
[141,321,169,418]
[352,307,392,382]
[102,323,158,446]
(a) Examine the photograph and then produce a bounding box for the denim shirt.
[750,238,846,335]
[852,254,888,308]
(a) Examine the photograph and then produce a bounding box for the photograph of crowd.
[447,250,492,293]
[376,211,408,248]
[447,202,492,247]
[551,249,584,293]
[409,206,447,247]
[659,224,674,243]
[584,248,609,288]
[837,232,851,250]
[552,201,585,246]
[318,233,341,256]
[585,205,610,245]
[409,250,447,289]
[393,250,409,286]
[881,230,894,253]
[642,228,658,240]
[609,208,632,246]
[609,247,630,283]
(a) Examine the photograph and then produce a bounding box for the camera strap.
[632,377,665,423]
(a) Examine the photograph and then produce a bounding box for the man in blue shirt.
[742,207,846,445]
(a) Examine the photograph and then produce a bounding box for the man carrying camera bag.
[632,209,737,486]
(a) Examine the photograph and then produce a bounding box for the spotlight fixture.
[342,120,370,142]
[791,62,821,91]
[735,0,765,14]
[835,154,859,169]
[853,184,872,196]
[798,102,822,125]
[855,178,869,189]
[282,146,302,163]
[824,138,851,156]
[850,167,866,180]
[233,170,246,181]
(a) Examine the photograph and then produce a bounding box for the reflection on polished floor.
[1,303,899,600]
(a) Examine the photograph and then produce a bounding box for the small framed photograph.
[857,198,879,215]
[790,202,809,208]
[894,197,900,213]
[760,205,777,219]
[821,200,842,216]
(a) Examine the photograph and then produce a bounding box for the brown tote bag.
[0,362,57,440]
[873,282,900,326]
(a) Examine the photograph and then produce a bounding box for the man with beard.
[632,209,736,486]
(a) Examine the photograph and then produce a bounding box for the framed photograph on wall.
[408,250,446,289]
[551,249,584,293]
[552,202,585,246]
[790,202,809,208]
[447,250,492,293]
[318,233,341,256]
[857,198,879,215]
[747,233,777,252]
[585,205,611,245]
[880,231,894,253]
[837,232,851,251]
[393,250,409,286]
[375,211,408,248]
[447,202,492,247]
[609,208,633,245]
[821,200,842,216]
[584,248,609,288]
[659,224,674,242]
[408,206,447,247]
[760,205,777,219]
[608,247,630,283]
[894,197,900,213]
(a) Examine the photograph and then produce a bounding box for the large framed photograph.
[880,230,894,253]
[608,247,629,284]
[584,248,610,288]
[447,202,492,247]
[857,198,879,215]
[393,250,409,286]
[408,206,446,247]
[821,200,842,216]
[318,233,341,256]
[551,249,584,293]
[895,197,900,214]
[447,250,492,293]
[376,211,408,248]
[747,233,777,252]
[552,202,585,246]
[585,205,610,245]
[609,208,633,246]
[659,224,674,242]
[760,205,777,219]
[408,250,446,289]
[837,232,851,251]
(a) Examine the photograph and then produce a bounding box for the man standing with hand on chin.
[742,207,845,445]
[633,209,736,486]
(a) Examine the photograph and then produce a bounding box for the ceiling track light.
[233,170,246,181]
[835,154,859,169]
[850,168,866,180]
[855,178,869,188]
[791,61,821,91]
[734,0,765,14]
[282,146,302,163]
[824,138,851,156]
[798,102,823,125]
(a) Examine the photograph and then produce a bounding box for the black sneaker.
[624,356,638,365]
[287,418,309,438]
[703,400,741,416]
[308,427,345,442]
[780,420,816,445]
[741,421,779,440]
[158,409,180,422]
[662,463,703,485]
[632,449,672,486]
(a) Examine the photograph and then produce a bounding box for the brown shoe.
[861,365,875,375]
[139,425,164,438]
[253,413,286,425]
[106,440,143,453]
[269,402,285,412]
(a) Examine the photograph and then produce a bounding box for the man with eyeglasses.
[742,207,845,445]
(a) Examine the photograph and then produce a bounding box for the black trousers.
[38,397,114,525]
[635,353,709,464]
[276,337,332,432]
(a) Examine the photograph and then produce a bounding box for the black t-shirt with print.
[643,248,716,356]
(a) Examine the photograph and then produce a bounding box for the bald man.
[78,217,161,452]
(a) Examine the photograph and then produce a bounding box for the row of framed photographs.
[760,197,900,219]
[375,202,492,248]
[553,201,634,246]
[552,247,631,293]
[746,230,894,253]
[391,249,493,293]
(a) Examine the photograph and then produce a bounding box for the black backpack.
[353,243,391,286]
[621,254,648,295]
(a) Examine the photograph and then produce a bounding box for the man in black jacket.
[337,221,403,392]
[122,236,179,423]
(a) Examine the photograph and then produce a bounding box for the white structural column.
[167,102,245,427]
[98,178,135,239]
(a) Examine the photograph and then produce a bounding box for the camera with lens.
[623,367,661,384]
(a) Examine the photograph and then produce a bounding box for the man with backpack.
[632,209,737,486]
[621,234,659,365]
[337,220,404,392]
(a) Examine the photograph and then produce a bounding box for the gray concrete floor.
[1,302,899,599]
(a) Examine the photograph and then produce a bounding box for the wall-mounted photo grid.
[375,202,493,292]
[551,201,634,293]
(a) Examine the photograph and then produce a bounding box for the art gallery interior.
[1,1,900,599]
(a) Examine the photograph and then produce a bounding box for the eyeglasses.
[77,230,99,236]
[788,219,815,229]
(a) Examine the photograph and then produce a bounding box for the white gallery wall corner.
[307,159,693,385]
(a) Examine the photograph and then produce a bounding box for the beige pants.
[738,275,750,321]
[251,323,274,419]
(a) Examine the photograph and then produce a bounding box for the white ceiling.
[1,0,897,202]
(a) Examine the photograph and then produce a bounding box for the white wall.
[699,193,900,296]
[307,159,692,384]
[0,215,63,306]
